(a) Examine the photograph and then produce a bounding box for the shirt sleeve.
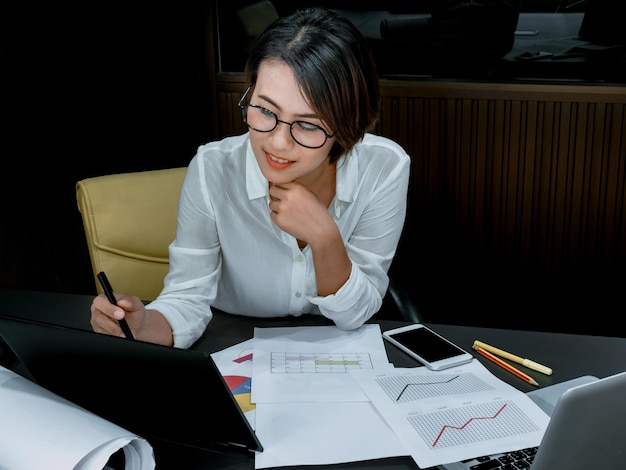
[309,136,411,329]
[145,151,220,348]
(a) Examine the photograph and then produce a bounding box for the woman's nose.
[270,120,295,148]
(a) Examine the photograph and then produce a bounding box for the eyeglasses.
[238,87,334,149]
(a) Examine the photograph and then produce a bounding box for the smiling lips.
[266,151,294,170]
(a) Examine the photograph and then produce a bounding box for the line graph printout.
[252,324,392,404]
[411,400,540,449]
[350,360,551,469]
[376,372,492,403]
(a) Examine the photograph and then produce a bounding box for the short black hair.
[244,7,380,162]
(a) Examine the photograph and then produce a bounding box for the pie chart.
[224,375,255,412]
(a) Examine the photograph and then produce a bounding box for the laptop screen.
[0,314,263,453]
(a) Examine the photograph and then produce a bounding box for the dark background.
[1,2,215,294]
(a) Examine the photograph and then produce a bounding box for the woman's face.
[247,60,336,187]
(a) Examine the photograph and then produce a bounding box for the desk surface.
[2,288,626,470]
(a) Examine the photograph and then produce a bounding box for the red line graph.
[431,403,508,446]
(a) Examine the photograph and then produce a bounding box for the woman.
[91,7,411,348]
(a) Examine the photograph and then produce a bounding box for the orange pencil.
[474,346,539,386]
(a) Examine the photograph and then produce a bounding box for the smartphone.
[383,324,473,370]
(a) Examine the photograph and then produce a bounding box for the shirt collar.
[336,149,358,204]
[246,138,268,200]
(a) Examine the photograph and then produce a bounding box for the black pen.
[96,271,135,340]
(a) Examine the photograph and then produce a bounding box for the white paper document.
[0,365,155,470]
[251,324,392,403]
[253,401,409,469]
[350,360,551,469]
[210,330,408,469]
[248,324,408,469]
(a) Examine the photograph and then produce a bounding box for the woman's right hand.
[90,292,146,339]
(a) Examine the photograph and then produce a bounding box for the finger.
[90,310,124,336]
[269,183,287,199]
[268,199,278,214]
[92,295,125,320]
[114,297,136,315]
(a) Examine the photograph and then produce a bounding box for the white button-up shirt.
[147,132,410,348]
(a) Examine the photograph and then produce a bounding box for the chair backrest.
[76,167,187,301]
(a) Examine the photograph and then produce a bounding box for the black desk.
[2,288,626,470]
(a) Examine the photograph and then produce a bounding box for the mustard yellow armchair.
[76,167,187,301]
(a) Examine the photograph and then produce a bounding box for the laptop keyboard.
[462,447,537,469]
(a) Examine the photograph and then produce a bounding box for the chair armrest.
[386,276,424,323]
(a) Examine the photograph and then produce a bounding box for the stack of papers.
[211,325,550,469]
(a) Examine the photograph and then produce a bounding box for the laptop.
[0,314,263,454]
[440,371,626,470]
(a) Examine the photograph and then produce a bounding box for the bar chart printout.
[252,324,392,403]
[350,360,551,469]
[271,352,373,373]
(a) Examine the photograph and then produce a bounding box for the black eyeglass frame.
[237,87,334,149]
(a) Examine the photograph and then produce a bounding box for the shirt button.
[296,254,304,262]
[295,291,302,298]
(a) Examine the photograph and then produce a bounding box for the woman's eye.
[295,121,321,132]
[260,107,275,118]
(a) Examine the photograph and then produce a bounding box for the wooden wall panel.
[376,82,625,275]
